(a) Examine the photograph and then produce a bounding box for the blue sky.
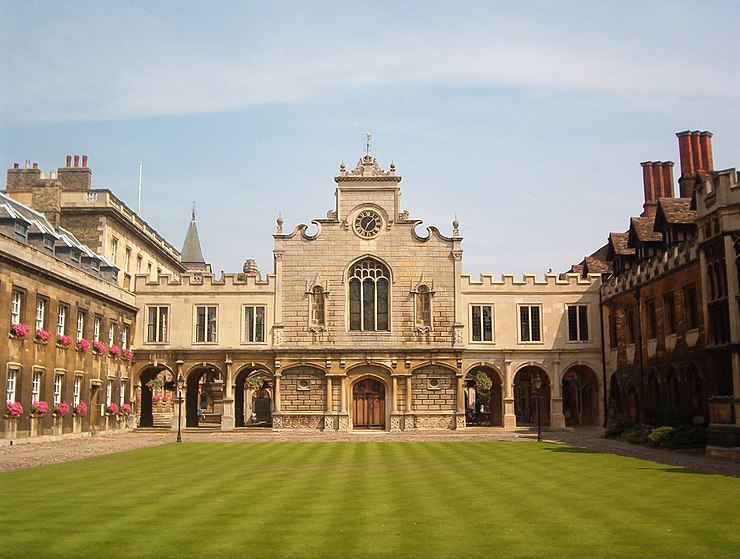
[1,1,738,277]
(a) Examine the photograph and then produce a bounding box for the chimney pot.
[32,162,38,169]
[73,155,80,167]
[13,163,19,169]
[66,155,72,167]
[25,160,30,168]
[82,155,88,167]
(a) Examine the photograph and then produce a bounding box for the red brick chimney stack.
[676,131,713,199]
[641,161,674,215]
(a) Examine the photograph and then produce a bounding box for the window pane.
[520,307,530,342]
[363,278,375,331]
[568,306,578,341]
[245,306,254,342]
[531,306,541,341]
[578,305,588,340]
[377,278,388,331]
[472,306,482,341]
[196,307,205,342]
[255,307,265,342]
[349,279,361,331]
[159,308,168,342]
[482,306,493,341]
[208,307,217,342]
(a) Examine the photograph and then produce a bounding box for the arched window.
[348,258,390,331]
[416,285,432,329]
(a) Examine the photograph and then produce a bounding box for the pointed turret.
[181,205,211,272]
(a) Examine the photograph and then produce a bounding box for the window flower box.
[57,334,73,349]
[73,400,87,416]
[10,323,30,340]
[53,401,70,418]
[35,328,53,344]
[76,338,91,353]
[105,403,119,416]
[108,344,121,358]
[30,400,49,418]
[4,401,23,418]
[121,348,134,363]
[92,341,106,355]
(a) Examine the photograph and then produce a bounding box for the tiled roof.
[654,197,697,228]
[608,232,634,257]
[629,215,662,245]
[584,256,611,274]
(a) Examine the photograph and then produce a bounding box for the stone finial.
[276,216,284,234]
[452,218,460,237]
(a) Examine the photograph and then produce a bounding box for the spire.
[181,204,206,268]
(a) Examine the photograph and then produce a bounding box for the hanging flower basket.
[10,323,30,340]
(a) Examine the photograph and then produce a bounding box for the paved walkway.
[1,427,738,477]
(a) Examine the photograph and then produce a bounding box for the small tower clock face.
[354,209,382,238]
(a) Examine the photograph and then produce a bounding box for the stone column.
[221,355,235,431]
[503,357,516,428]
[551,358,565,429]
[273,371,282,412]
[326,375,333,412]
[391,376,398,413]
[404,375,415,430]
[340,376,347,414]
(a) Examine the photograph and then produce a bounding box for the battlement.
[135,271,276,292]
[461,272,601,291]
[602,238,699,299]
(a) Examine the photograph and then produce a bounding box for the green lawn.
[0,442,738,559]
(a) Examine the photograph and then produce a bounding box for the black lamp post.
[533,373,543,442]
[176,373,184,443]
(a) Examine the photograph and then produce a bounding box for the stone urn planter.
[30,416,43,437]
[4,417,19,441]
[73,415,83,434]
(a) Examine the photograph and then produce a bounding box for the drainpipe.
[599,288,608,428]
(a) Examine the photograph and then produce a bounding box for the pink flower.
[162,395,169,403]
[31,400,49,416]
[74,400,88,416]
[152,394,161,404]
[107,402,119,415]
[4,401,23,417]
[11,323,31,339]
[35,329,53,343]
[76,338,91,353]
[57,334,73,347]
[121,348,134,363]
[108,344,121,357]
[53,401,70,417]
[120,403,132,416]
[92,341,106,354]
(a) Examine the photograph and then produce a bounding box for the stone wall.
[411,367,456,412]
[281,367,326,413]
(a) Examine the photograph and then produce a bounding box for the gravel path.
[1,427,738,477]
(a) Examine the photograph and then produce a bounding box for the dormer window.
[91,259,100,273]
[70,250,81,265]
[13,221,28,241]
[43,236,55,254]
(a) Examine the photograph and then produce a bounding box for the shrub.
[619,425,649,445]
[647,426,674,447]
[660,425,708,449]
[604,421,636,439]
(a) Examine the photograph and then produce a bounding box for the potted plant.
[52,401,70,435]
[105,402,119,416]
[4,401,22,440]
[108,344,121,358]
[76,338,91,353]
[30,400,49,418]
[121,348,134,363]
[35,328,53,344]
[92,341,106,355]
[10,323,31,340]
[73,400,86,433]
[57,334,72,348]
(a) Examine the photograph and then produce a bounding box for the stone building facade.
[1,192,137,441]
[132,155,603,433]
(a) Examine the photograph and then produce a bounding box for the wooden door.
[353,379,385,429]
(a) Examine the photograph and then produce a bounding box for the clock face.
[354,209,382,238]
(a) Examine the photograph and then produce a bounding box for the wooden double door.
[353,379,385,429]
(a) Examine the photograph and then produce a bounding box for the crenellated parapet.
[602,239,698,300]
[461,272,601,291]
[135,271,276,293]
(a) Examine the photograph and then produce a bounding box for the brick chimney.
[57,153,92,191]
[641,161,674,214]
[676,131,713,199]
[6,160,42,191]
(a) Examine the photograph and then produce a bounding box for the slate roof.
[181,212,206,264]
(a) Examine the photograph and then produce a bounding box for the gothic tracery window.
[348,258,390,331]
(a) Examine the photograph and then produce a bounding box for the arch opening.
[513,366,551,426]
[562,365,599,426]
[186,366,223,427]
[464,367,503,426]
[234,368,273,428]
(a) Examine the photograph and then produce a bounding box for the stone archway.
[138,366,174,428]
[464,366,503,426]
[186,365,223,427]
[234,368,273,427]
[562,365,599,426]
[513,366,551,426]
